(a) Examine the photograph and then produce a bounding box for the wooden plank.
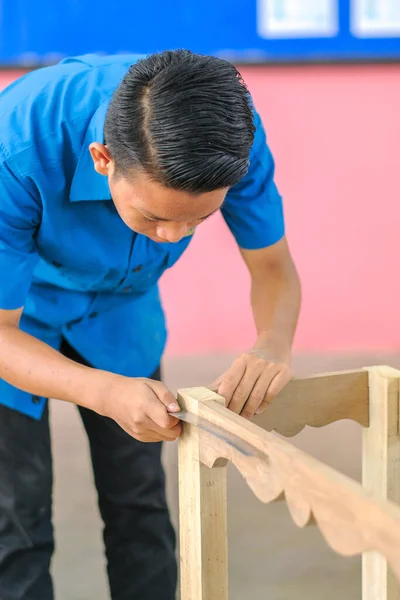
[178,386,400,582]
[177,388,228,600]
[362,367,400,600]
[252,369,369,436]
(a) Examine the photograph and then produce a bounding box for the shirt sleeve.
[0,158,41,309]
[221,108,285,250]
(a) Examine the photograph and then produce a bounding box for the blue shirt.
[0,54,285,419]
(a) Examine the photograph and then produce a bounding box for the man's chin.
[129,227,166,243]
[148,235,167,243]
[144,233,168,243]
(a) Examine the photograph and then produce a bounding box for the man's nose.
[156,223,188,243]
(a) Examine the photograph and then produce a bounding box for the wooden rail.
[177,366,400,600]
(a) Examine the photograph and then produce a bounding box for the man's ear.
[89,143,112,176]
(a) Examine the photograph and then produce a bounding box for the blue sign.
[0,0,399,65]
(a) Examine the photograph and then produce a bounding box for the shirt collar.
[69,101,112,202]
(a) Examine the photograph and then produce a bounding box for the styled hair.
[104,49,255,193]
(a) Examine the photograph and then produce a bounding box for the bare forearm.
[0,325,112,413]
[0,307,181,442]
[251,260,301,360]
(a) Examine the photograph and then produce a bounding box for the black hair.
[104,49,255,193]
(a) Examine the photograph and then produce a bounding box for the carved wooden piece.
[362,367,400,600]
[178,388,228,600]
[177,386,400,583]
[252,369,369,436]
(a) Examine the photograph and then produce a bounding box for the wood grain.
[252,369,369,436]
[362,367,400,600]
[178,388,228,600]
[178,384,400,583]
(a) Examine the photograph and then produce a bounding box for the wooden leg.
[178,389,228,600]
[362,367,400,600]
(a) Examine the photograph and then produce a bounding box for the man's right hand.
[101,376,182,442]
[0,312,181,442]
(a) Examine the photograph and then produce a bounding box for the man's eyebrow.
[141,208,220,222]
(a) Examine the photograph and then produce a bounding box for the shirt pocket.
[121,243,170,294]
[121,237,190,294]
[122,258,169,293]
[35,255,122,292]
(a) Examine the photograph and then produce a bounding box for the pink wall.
[1,65,400,354]
[161,64,400,354]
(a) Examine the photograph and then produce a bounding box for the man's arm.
[0,307,181,441]
[241,236,301,364]
[213,104,300,418]
[211,237,300,418]
[0,158,180,442]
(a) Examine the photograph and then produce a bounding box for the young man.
[0,50,300,599]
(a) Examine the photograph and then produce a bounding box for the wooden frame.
[177,366,400,600]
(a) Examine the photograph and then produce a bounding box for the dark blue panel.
[0,0,399,65]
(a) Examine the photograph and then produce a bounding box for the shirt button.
[132,265,143,273]
[32,395,41,404]
[123,286,133,293]
[89,312,98,318]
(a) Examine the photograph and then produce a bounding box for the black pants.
[0,339,177,600]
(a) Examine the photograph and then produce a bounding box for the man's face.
[90,143,228,243]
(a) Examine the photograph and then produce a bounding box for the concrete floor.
[50,352,400,600]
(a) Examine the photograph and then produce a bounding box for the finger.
[142,383,181,432]
[146,409,182,437]
[256,368,292,415]
[208,374,225,394]
[217,358,247,407]
[240,364,281,418]
[142,414,182,440]
[145,381,181,425]
[138,428,180,443]
[120,421,176,443]
[138,432,167,442]
[146,380,180,413]
[151,421,181,440]
[227,359,266,414]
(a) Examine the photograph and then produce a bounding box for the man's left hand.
[211,350,293,419]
